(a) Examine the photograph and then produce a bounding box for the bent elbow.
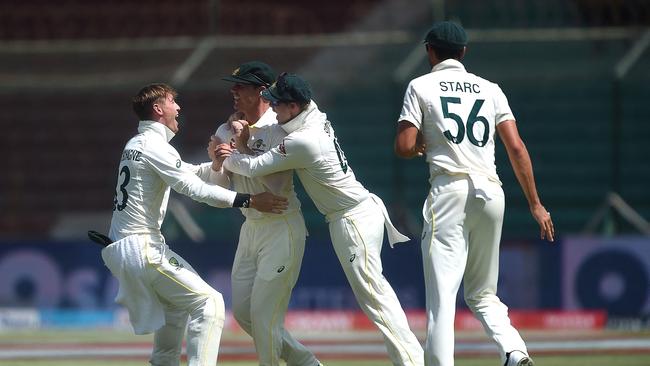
[507,142,530,162]
[395,148,410,159]
[394,141,412,159]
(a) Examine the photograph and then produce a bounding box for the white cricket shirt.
[215,108,301,219]
[109,121,236,240]
[399,59,514,184]
[223,102,369,216]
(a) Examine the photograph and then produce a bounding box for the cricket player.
[217,73,425,366]
[208,61,320,366]
[394,21,555,366]
[103,83,288,366]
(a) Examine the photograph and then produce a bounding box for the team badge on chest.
[251,139,267,154]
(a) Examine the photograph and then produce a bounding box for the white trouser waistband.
[243,208,302,222]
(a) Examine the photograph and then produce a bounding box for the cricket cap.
[222,61,276,87]
[261,72,312,105]
[424,21,467,50]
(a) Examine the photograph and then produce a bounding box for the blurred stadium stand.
[0,0,649,241]
[0,0,385,39]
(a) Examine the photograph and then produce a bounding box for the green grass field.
[2,355,650,366]
[2,329,650,366]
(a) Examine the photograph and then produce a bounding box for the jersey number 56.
[441,97,489,147]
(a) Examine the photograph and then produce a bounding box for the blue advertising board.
[0,236,572,313]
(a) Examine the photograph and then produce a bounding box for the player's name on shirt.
[439,81,480,94]
[121,149,142,162]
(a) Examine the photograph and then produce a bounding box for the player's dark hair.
[428,44,464,61]
[298,100,310,110]
[132,83,178,120]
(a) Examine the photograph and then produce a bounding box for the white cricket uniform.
[106,121,235,366]
[224,102,424,366]
[399,59,529,366]
[215,109,317,366]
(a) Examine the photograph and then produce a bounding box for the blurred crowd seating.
[4,0,646,42]
[447,0,650,28]
[0,0,382,40]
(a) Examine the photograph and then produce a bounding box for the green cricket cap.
[424,21,467,50]
[261,72,312,105]
[222,61,276,87]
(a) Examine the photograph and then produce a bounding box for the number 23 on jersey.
[113,165,130,211]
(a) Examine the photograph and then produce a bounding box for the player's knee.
[193,290,225,328]
[150,348,181,366]
[464,292,499,312]
[231,300,252,330]
[206,290,225,322]
[346,268,385,296]
[464,293,481,309]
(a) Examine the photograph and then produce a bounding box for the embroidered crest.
[253,139,265,150]
[249,139,266,154]
[169,257,184,269]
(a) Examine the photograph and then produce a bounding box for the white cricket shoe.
[505,350,534,366]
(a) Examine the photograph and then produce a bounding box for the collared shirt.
[109,121,236,240]
[398,59,514,184]
[223,102,369,216]
[216,108,301,219]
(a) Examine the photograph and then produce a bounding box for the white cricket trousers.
[421,174,528,366]
[231,211,317,366]
[147,239,225,366]
[328,198,424,366]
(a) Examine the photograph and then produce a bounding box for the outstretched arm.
[497,120,554,242]
[145,144,287,213]
[223,137,313,178]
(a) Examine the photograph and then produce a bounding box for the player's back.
[405,59,514,184]
[290,107,369,216]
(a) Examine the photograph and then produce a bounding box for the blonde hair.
[132,83,178,120]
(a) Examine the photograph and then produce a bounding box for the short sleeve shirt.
[399,59,514,183]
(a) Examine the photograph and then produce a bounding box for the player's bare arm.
[249,191,288,214]
[394,120,426,158]
[497,120,555,242]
